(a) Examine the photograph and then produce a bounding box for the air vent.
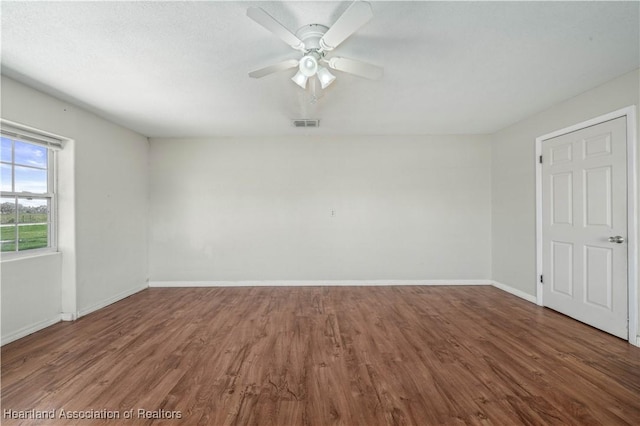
[293,119,319,128]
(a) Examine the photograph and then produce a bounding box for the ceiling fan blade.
[249,59,299,78]
[320,1,373,50]
[247,7,304,50]
[327,57,383,80]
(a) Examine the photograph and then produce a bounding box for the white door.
[542,116,628,339]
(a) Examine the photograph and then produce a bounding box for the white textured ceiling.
[1,1,638,137]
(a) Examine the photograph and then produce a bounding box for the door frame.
[535,106,638,346]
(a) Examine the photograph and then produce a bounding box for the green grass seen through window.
[0,224,48,252]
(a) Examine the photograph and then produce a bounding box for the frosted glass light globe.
[299,55,318,77]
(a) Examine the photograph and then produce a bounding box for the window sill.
[0,248,60,263]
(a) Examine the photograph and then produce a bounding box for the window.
[0,124,62,253]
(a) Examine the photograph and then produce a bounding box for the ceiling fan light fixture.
[291,70,308,88]
[317,66,336,89]
[247,2,382,92]
[299,54,319,77]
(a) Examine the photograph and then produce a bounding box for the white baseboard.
[491,281,537,304]
[77,283,148,318]
[1,315,62,346]
[149,279,493,288]
[60,312,76,321]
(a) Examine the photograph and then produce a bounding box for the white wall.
[0,76,149,343]
[491,68,640,338]
[148,135,492,283]
[1,253,62,343]
[73,111,149,314]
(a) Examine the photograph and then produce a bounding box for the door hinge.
[539,155,543,164]
[540,274,544,284]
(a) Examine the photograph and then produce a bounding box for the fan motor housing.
[295,24,329,51]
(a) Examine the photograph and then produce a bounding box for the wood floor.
[2,286,640,425]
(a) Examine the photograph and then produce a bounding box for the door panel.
[551,142,573,164]
[584,166,611,227]
[583,245,612,309]
[542,116,628,339]
[551,172,573,225]
[551,241,573,297]
[584,133,612,158]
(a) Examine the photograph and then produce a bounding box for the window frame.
[1,132,58,258]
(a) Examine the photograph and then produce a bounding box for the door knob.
[608,236,625,244]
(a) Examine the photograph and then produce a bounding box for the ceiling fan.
[247,1,383,90]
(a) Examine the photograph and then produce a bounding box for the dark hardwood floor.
[2,286,639,425]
